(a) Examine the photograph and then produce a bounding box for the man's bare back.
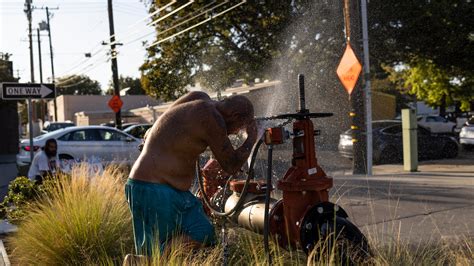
[129,91,257,191]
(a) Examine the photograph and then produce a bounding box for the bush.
[0,176,45,223]
[8,165,133,265]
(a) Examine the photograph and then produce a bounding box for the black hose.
[197,139,263,217]
[264,145,273,265]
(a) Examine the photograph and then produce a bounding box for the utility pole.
[107,0,122,129]
[349,0,367,175]
[24,0,35,163]
[46,7,58,121]
[36,28,43,83]
[361,0,372,175]
[37,27,46,121]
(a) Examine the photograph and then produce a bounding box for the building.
[46,95,160,125]
[0,54,19,199]
[126,80,396,150]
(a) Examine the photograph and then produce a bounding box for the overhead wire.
[147,0,247,48]
[48,0,245,82]
[122,1,223,47]
[147,0,195,27]
[106,0,178,46]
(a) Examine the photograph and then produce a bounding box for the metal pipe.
[28,98,34,163]
[198,139,263,217]
[264,145,273,264]
[361,0,373,175]
[298,74,306,113]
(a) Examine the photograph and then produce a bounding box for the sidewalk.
[331,158,474,244]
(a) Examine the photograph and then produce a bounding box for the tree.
[385,59,474,113]
[106,75,146,95]
[56,75,102,95]
[368,0,473,110]
[141,1,472,110]
[141,0,295,101]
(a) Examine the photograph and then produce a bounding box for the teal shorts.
[125,178,215,256]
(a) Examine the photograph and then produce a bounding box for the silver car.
[17,126,141,167]
[459,124,474,150]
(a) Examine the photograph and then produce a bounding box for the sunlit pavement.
[331,150,474,244]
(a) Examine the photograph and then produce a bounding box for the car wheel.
[378,146,401,164]
[442,142,458,158]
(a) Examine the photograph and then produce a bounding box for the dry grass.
[8,164,133,265]
[6,164,473,265]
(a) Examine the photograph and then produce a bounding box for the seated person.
[27,138,60,184]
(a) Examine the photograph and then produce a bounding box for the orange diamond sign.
[108,95,123,113]
[337,44,362,95]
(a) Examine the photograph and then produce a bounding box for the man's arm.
[205,112,257,174]
[171,91,211,107]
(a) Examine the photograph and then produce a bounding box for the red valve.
[264,127,286,145]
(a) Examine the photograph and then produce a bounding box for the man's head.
[216,95,254,134]
[43,138,57,157]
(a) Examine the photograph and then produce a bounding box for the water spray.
[197,74,369,262]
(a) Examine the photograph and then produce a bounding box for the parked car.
[464,116,474,127]
[338,120,459,164]
[123,124,152,139]
[417,115,457,133]
[459,124,474,150]
[41,121,75,134]
[99,122,139,130]
[17,126,140,167]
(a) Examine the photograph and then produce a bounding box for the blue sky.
[0,0,154,91]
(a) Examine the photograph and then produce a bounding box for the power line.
[147,0,247,48]
[106,0,180,46]
[121,1,224,47]
[148,0,194,27]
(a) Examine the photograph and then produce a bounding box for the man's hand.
[246,119,257,139]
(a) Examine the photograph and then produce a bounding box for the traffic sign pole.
[28,98,34,163]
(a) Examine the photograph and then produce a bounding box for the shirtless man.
[125,91,257,256]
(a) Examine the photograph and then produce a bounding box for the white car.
[459,125,474,149]
[17,126,141,167]
[417,115,457,133]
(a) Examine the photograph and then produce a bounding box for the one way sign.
[1,83,56,100]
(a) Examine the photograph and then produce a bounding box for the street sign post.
[1,82,55,100]
[1,82,56,164]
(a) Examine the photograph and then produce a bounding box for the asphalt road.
[329,150,474,244]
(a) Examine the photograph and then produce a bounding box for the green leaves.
[56,74,102,95]
[386,58,473,111]
[140,1,294,101]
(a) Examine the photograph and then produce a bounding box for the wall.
[47,95,160,123]
[372,91,396,120]
[125,83,396,151]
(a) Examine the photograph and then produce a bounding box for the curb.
[0,240,10,266]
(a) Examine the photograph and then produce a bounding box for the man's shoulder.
[35,150,47,159]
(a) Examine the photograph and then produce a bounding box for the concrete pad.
[0,240,10,266]
[329,161,474,244]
